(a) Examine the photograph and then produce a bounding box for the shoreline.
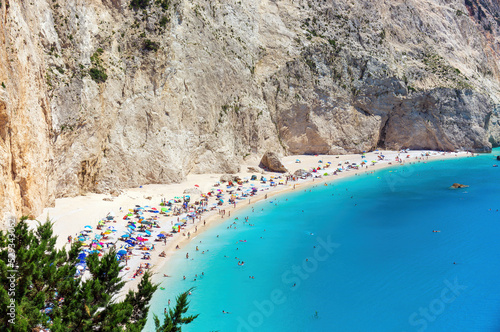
[33,150,474,299]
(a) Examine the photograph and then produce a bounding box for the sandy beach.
[33,149,472,298]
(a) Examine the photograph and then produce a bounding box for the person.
[164,308,167,314]
[176,245,180,249]
[68,235,72,243]
[186,253,189,259]
[183,275,186,280]
[168,299,171,306]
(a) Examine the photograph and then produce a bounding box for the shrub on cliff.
[89,67,108,83]
[130,0,150,10]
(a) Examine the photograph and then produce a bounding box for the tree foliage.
[0,217,157,331]
[153,288,199,332]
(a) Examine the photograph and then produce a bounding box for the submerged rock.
[451,183,469,189]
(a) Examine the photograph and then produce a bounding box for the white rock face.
[2,0,500,221]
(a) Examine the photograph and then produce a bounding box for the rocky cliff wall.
[1,0,500,221]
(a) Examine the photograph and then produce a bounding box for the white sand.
[33,149,472,298]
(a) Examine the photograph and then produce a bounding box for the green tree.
[0,217,157,331]
[153,288,199,332]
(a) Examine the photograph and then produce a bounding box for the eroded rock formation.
[2,0,500,222]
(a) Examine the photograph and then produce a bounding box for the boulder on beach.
[259,151,288,173]
[247,166,261,173]
[183,187,202,195]
[220,174,241,183]
[450,183,469,189]
[294,169,310,177]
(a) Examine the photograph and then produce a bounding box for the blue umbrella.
[144,230,151,235]
[121,234,130,238]
[77,253,86,260]
[118,249,127,255]
[157,234,166,238]
[175,222,183,226]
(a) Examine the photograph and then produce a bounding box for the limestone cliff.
[1,0,500,221]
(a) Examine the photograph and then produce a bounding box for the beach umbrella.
[174,222,183,226]
[84,225,92,230]
[157,233,166,238]
[145,230,151,235]
[121,234,130,238]
[117,249,127,255]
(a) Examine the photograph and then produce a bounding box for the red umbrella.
[194,184,199,187]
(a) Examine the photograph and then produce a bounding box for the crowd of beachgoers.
[41,150,472,296]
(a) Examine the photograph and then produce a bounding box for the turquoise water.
[145,151,500,332]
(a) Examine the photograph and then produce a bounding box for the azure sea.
[145,150,500,332]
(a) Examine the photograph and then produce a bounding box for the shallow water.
[145,151,500,332]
